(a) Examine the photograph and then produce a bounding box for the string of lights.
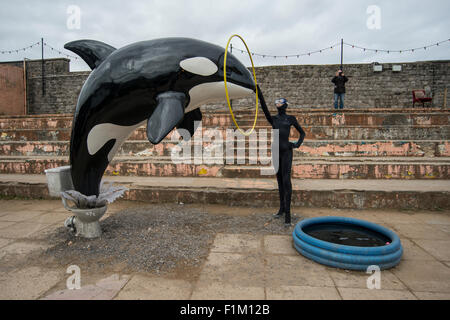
[0,40,79,60]
[43,42,78,60]
[233,42,341,59]
[1,37,449,61]
[344,39,450,54]
[0,41,40,54]
[232,38,450,59]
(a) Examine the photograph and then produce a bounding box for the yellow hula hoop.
[224,34,258,136]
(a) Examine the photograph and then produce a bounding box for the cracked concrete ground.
[0,199,449,300]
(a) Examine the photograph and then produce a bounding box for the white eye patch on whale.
[179,57,218,76]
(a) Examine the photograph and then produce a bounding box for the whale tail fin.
[64,40,116,69]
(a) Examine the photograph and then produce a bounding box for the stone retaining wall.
[0,58,448,114]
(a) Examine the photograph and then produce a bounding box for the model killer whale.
[65,38,256,196]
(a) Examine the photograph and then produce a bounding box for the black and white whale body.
[65,38,255,196]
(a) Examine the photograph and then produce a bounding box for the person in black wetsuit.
[257,85,306,226]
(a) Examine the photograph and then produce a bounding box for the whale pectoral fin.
[176,108,202,141]
[64,40,116,69]
[147,91,186,144]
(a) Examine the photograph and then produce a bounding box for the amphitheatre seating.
[0,107,449,210]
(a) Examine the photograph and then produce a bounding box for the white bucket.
[44,165,74,197]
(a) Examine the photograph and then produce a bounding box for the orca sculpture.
[65,38,256,196]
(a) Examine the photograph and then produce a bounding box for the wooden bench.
[412,89,432,107]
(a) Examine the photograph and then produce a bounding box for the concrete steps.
[0,174,448,210]
[0,155,448,179]
[1,108,449,128]
[1,140,448,157]
[2,124,449,141]
[0,108,449,209]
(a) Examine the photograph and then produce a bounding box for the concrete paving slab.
[400,239,437,261]
[32,200,64,211]
[0,241,51,260]
[391,259,450,292]
[263,235,297,256]
[0,200,62,213]
[1,198,450,300]
[327,268,406,290]
[391,223,450,240]
[372,212,421,225]
[211,233,261,254]
[0,211,46,222]
[0,221,18,229]
[42,284,106,300]
[337,287,417,300]
[0,200,44,212]
[298,208,332,218]
[191,282,265,300]
[412,213,450,225]
[266,285,341,300]
[95,274,130,291]
[413,239,450,261]
[324,210,387,224]
[198,252,265,287]
[31,212,68,225]
[0,238,13,249]
[30,200,65,212]
[265,255,335,287]
[0,266,63,299]
[115,275,192,300]
[436,224,450,235]
[43,274,130,300]
[0,222,54,239]
[413,291,450,300]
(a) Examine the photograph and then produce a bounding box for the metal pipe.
[41,38,45,96]
[22,58,27,114]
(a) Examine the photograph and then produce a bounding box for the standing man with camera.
[332,69,348,110]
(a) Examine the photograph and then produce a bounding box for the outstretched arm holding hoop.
[257,85,273,126]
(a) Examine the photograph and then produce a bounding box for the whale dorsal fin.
[64,40,116,69]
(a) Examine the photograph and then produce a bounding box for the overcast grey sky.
[0,0,449,71]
